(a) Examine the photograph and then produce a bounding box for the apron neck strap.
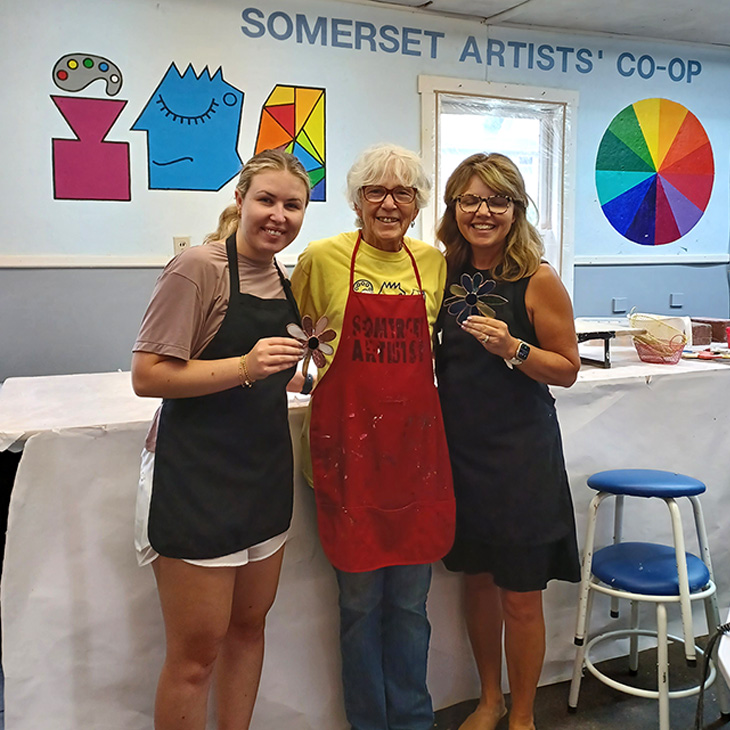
[349,231,424,292]
[225,233,241,294]
[274,259,301,321]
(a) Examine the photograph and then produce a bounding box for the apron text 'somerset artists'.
[310,233,455,572]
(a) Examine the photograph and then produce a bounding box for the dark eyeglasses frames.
[361,185,417,205]
[455,194,513,215]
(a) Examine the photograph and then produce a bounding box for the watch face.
[517,341,531,361]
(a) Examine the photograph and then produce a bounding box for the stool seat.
[587,469,705,498]
[592,542,711,595]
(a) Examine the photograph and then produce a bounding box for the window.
[418,76,578,294]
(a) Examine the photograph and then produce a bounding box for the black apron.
[148,233,300,560]
[436,267,575,546]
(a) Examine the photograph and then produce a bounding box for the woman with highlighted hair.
[291,143,455,730]
[435,153,580,730]
[132,149,310,730]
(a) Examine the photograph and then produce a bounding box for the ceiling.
[359,0,730,48]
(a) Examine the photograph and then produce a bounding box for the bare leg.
[152,557,236,730]
[459,573,507,730]
[501,589,544,730]
[215,546,285,730]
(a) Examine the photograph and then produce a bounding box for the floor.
[434,642,730,730]
[0,649,726,730]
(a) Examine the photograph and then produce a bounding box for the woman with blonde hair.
[435,153,580,730]
[132,149,310,730]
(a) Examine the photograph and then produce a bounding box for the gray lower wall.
[573,263,730,319]
[2,263,729,381]
[1,267,162,381]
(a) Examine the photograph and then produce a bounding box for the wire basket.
[629,312,687,365]
[632,335,685,364]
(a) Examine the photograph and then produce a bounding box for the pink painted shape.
[51,96,131,201]
[52,95,126,142]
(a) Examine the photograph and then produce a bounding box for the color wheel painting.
[596,98,714,245]
[254,85,326,201]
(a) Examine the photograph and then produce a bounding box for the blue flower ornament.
[445,272,508,324]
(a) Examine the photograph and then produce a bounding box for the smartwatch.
[507,340,531,367]
[301,372,314,395]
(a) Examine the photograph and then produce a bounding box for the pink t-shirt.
[133,240,290,451]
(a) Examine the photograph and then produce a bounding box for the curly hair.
[345,143,431,227]
[436,153,543,282]
[205,149,311,243]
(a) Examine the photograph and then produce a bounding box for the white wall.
[2,0,730,378]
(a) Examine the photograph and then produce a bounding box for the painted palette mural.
[596,98,714,245]
[254,85,326,201]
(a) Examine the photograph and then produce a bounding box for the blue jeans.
[335,564,434,730]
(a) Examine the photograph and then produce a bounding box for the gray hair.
[345,143,431,227]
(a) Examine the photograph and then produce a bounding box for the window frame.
[418,75,578,295]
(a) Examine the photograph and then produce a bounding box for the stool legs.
[690,497,714,573]
[657,602,670,730]
[690,497,730,714]
[666,498,696,665]
[568,584,595,710]
[629,601,640,673]
[569,492,606,710]
[573,492,606,645]
[610,495,624,618]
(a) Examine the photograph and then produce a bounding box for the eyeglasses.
[361,185,417,205]
[455,194,513,215]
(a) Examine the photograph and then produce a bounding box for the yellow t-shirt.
[290,230,446,379]
[290,230,447,484]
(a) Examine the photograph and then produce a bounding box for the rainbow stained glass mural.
[595,98,714,245]
[254,85,326,201]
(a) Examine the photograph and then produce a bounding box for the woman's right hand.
[244,337,305,382]
[132,336,304,399]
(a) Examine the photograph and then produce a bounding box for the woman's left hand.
[459,264,580,387]
[461,315,517,361]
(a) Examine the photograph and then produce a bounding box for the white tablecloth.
[1,347,729,729]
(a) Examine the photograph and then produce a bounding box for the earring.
[410,220,416,228]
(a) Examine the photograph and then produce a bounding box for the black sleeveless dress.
[435,265,580,592]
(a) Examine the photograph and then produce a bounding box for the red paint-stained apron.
[310,233,455,572]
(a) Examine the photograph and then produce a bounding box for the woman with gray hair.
[291,143,455,730]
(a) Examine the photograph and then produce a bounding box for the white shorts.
[135,448,288,568]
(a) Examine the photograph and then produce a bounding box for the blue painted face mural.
[133,63,244,191]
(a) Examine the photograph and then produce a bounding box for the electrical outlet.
[612,297,627,314]
[669,292,684,308]
[173,236,191,255]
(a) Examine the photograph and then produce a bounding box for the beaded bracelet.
[238,354,255,388]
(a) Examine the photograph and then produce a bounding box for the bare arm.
[132,336,304,399]
[460,264,580,387]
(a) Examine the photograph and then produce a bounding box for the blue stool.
[567,469,729,730]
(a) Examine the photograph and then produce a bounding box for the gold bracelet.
[239,354,255,387]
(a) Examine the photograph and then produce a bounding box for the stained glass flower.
[287,315,337,370]
[444,272,508,324]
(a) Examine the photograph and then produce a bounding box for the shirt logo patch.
[353,278,374,293]
[378,281,407,295]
